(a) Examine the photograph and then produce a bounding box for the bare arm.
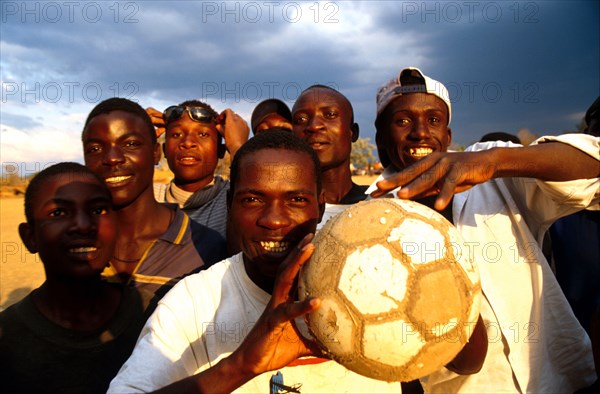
[215,109,250,159]
[372,141,600,210]
[146,107,166,138]
[152,235,322,394]
[445,315,488,375]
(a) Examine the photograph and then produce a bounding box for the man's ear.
[153,142,162,165]
[447,127,452,145]
[18,222,38,254]
[351,123,359,142]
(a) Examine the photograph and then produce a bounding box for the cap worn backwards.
[375,67,452,124]
[374,67,452,168]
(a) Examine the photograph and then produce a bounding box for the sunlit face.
[82,111,160,208]
[227,148,322,292]
[255,113,292,134]
[163,113,220,191]
[380,93,451,170]
[19,173,116,280]
[292,87,356,171]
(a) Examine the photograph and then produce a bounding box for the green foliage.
[351,137,376,169]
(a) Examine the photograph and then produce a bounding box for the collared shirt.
[102,206,204,301]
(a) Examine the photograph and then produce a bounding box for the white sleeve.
[108,277,212,393]
[467,135,600,227]
[527,134,600,220]
[531,133,600,161]
[530,133,600,212]
[466,133,600,161]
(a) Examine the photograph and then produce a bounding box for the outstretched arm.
[371,140,600,210]
[152,235,322,394]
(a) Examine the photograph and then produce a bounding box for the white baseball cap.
[375,67,451,124]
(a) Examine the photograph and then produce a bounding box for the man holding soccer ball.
[369,67,599,392]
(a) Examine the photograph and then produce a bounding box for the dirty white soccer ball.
[298,198,481,382]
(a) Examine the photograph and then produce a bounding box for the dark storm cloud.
[1,0,597,164]
[2,2,381,134]
[368,1,599,145]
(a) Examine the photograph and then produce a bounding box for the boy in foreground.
[109,131,485,393]
[0,162,152,393]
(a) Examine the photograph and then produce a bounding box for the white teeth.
[69,247,97,253]
[409,147,433,157]
[105,175,131,183]
[260,241,289,253]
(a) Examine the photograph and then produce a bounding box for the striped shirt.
[154,176,229,266]
[101,206,204,301]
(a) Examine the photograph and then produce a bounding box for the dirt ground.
[352,174,378,187]
[0,175,378,311]
[0,197,45,311]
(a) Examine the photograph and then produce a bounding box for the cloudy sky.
[1,1,598,175]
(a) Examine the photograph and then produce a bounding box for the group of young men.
[1,67,598,393]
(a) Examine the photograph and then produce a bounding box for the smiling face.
[292,87,357,171]
[163,112,220,191]
[19,173,116,280]
[379,92,452,170]
[82,110,160,208]
[227,148,322,292]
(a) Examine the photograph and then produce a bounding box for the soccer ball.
[298,198,481,382]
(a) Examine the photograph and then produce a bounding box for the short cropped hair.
[229,130,322,200]
[82,97,157,144]
[300,84,355,124]
[479,132,521,144]
[24,162,109,225]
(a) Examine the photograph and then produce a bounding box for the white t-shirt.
[317,203,351,230]
[367,134,599,392]
[109,253,401,393]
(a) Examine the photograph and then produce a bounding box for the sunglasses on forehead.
[163,106,217,124]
